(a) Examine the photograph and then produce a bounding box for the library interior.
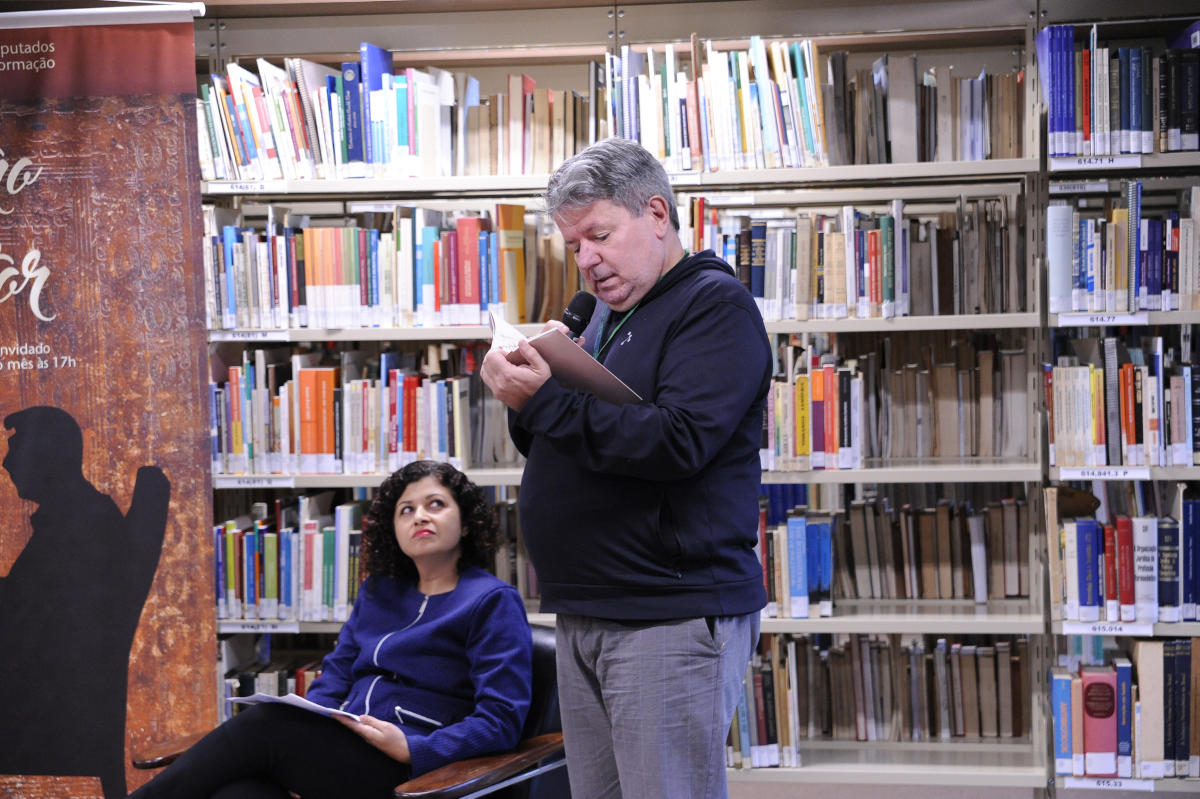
[2,0,1200,797]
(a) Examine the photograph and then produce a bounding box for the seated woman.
[131,461,533,799]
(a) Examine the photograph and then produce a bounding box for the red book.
[1116,515,1135,621]
[1081,665,1116,776]
[455,216,486,324]
[823,364,838,468]
[1102,524,1118,619]
[387,368,400,458]
[1081,49,1092,149]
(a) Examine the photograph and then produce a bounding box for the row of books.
[1040,23,1200,158]
[607,36,1023,175]
[221,654,325,723]
[1046,333,1200,468]
[210,345,519,476]
[215,489,535,622]
[198,46,593,183]
[764,338,1029,471]
[215,496,365,623]
[197,32,1027,184]
[1050,638,1199,779]
[729,633,1032,768]
[1046,183,1200,315]
[202,201,586,330]
[1049,510,1200,625]
[712,195,1022,323]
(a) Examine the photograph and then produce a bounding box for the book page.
[229,692,359,721]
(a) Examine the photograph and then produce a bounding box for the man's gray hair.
[544,137,680,231]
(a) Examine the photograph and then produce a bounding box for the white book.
[1131,515,1159,623]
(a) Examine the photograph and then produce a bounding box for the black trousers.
[128,703,410,799]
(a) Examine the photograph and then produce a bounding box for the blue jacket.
[511,249,770,620]
[304,567,532,776]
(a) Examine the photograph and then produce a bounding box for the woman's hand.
[334,714,411,763]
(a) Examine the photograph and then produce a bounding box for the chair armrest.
[131,731,210,770]
[392,732,564,799]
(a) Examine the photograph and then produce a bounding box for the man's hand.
[334,714,411,763]
[480,339,553,411]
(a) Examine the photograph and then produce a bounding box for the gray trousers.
[555,611,760,799]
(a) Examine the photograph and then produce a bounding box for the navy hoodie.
[511,250,770,620]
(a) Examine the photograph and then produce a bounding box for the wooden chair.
[133,624,566,799]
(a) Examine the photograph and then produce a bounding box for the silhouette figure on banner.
[0,406,169,799]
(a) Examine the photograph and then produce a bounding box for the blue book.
[1129,47,1143,151]
[395,73,410,152]
[242,528,258,620]
[785,511,809,618]
[419,225,440,325]
[488,230,500,307]
[805,517,821,616]
[1114,656,1133,777]
[214,526,226,618]
[1158,517,1182,621]
[435,379,448,462]
[1047,27,1058,154]
[208,382,221,473]
[1077,517,1102,621]
[359,42,394,167]
[324,73,346,173]
[1117,47,1130,153]
[477,230,490,314]
[1176,639,1191,775]
[1185,498,1200,621]
[220,225,241,328]
[749,221,766,313]
[279,527,293,620]
[1051,667,1074,775]
[340,62,365,174]
[368,228,380,319]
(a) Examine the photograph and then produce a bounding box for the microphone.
[561,291,597,342]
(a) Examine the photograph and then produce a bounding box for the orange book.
[227,365,245,470]
[810,367,825,469]
[455,216,485,325]
[495,203,527,322]
[823,363,838,468]
[1119,362,1135,464]
[297,367,320,473]
[314,367,337,473]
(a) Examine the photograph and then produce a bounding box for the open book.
[489,311,642,405]
[229,692,359,720]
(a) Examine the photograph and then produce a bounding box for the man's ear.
[646,195,672,237]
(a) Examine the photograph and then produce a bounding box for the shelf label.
[1049,155,1143,171]
[1050,182,1110,194]
[668,172,701,186]
[1058,467,1151,481]
[1063,776,1154,791]
[205,181,271,194]
[1056,312,1148,327]
[215,476,296,489]
[212,329,291,342]
[220,620,301,634]
[1061,621,1154,637]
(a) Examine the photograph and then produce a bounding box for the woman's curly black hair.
[360,460,500,583]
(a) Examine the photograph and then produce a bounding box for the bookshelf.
[1036,3,1200,793]
[180,0,1200,794]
